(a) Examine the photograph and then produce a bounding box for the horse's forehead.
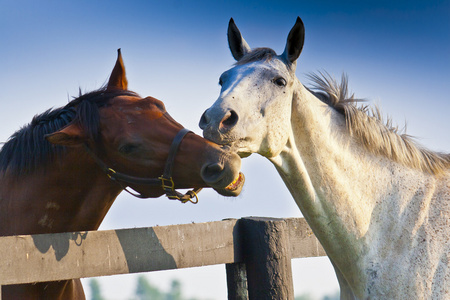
[103,95,166,120]
[226,59,289,80]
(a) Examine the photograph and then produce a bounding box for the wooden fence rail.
[0,217,326,299]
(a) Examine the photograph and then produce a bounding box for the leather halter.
[84,128,201,203]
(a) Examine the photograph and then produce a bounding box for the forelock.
[235,48,277,65]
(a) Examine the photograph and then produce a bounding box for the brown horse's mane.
[0,88,138,177]
[307,72,450,175]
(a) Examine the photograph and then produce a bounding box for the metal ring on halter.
[184,190,199,204]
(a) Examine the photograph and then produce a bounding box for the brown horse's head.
[46,50,244,198]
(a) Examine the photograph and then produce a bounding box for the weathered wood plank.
[0,217,326,286]
[0,219,239,285]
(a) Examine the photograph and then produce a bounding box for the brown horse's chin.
[124,186,165,199]
[213,172,245,197]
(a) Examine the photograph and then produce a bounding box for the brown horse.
[0,50,245,299]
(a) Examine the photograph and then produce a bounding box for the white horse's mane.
[307,72,450,175]
[233,48,449,175]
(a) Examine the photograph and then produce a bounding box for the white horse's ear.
[228,18,251,61]
[282,17,305,64]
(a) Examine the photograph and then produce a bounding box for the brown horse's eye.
[119,143,140,155]
[274,77,287,87]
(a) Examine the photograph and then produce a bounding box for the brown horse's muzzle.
[200,151,245,197]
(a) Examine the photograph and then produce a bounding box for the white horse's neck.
[269,79,447,297]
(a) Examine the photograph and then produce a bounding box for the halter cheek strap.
[84,128,201,204]
[158,128,202,202]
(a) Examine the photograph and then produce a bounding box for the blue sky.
[2,1,449,299]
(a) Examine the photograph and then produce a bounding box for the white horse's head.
[200,17,305,158]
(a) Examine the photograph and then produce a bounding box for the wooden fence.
[0,217,326,299]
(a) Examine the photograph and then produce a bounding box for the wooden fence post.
[240,217,294,300]
[226,262,248,300]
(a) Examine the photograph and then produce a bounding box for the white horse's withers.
[199,17,450,299]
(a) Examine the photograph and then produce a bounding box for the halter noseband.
[84,128,201,204]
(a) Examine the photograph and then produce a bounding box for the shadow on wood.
[115,227,176,273]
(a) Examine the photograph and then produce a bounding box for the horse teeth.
[225,172,242,190]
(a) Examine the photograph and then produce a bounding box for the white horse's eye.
[273,77,287,87]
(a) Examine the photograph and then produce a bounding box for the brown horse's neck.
[0,148,122,236]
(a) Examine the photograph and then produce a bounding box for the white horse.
[199,17,450,299]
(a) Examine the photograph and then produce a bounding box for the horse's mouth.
[219,142,252,159]
[214,172,245,196]
[225,172,245,191]
[237,151,252,158]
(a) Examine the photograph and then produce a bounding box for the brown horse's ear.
[45,123,86,146]
[107,49,128,90]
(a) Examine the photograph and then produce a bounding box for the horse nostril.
[201,162,225,183]
[199,110,209,129]
[220,110,238,131]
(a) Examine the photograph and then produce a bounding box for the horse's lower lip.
[212,172,245,197]
[237,152,252,158]
[225,172,244,191]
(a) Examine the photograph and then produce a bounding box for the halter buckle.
[106,168,117,179]
[159,176,175,191]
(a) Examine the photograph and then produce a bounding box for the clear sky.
[2,1,449,299]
